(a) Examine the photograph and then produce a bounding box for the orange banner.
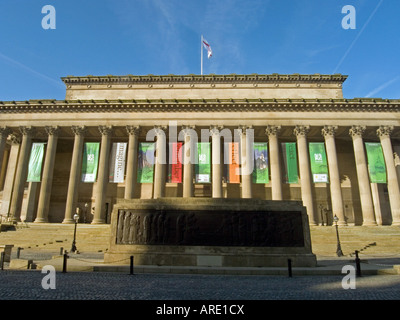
[228,142,240,183]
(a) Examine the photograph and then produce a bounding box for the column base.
[91,219,105,225]
[62,219,75,224]
[34,218,48,223]
[362,221,378,226]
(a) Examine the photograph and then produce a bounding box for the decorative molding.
[209,125,224,136]
[98,125,113,136]
[0,126,11,138]
[9,134,21,145]
[265,125,281,137]
[294,125,310,137]
[71,125,86,136]
[321,125,338,138]
[45,126,60,136]
[126,125,140,136]
[376,125,394,138]
[19,126,35,136]
[349,125,366,138]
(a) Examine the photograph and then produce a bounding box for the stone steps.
[1,223,399,258]
[310,225,400,257]
[0,223,110,253]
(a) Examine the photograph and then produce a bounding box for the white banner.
[109,142,127,183]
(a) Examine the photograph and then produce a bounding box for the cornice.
[61,74,348,85]
[0,98,398,113]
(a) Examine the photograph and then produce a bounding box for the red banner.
[171,142,183,183]
[228,142,240,183]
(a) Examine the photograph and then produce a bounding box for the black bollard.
[62,252,68,273]
[130,256,134,275]
[288,259,293,277]
[0,252,4,270]
[355,250,361,277]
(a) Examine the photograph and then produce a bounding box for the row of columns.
[0,124,399,226]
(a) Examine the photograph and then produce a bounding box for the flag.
[202,38,212,58]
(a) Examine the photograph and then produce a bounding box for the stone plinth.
[104,198,317,267]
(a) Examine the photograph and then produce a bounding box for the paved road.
[1,270,399,318]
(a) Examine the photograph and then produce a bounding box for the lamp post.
[71,208,80,253]
[333,214,344,257]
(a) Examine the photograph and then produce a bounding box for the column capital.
[265,125,281,137]
[210,125,224,136]
[19,126,35,137]
[322,125,338,138]
[376,125,394,138]
[98,125,113,136]
[237,125,253,136]
[0,127,11,138]
[349,125,366,138]
[126,125,140,136]
[181,125,196,136]
[293,125,310,137]
[9,134,21,145]
[45,126,60,136]
[154,125,167,136]
[71,125,86,136]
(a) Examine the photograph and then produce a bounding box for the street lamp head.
[333,215,339,223]
[73,213,79,223]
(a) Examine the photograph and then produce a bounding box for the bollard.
[59,247,64,255]
[17,247,23,259]
[355,250,361,277]
[288,259,292,277]
[0,252,4,270]
[130,256,134,275]
[62,252,68,273]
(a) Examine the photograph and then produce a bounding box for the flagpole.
[201,34,203,75]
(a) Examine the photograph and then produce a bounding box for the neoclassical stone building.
[0,74,399,226]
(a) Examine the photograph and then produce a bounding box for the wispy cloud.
[0,51,63,88]
[365,76,400,97]
[333,0,384,73]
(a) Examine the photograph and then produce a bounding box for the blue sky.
[0,0,399,101]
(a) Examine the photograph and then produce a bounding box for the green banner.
[309,142,329,183]
[253,142,269,183]
[365,142,386,183]
[137,142,155,183]
[281,142,298,184]
[27,143,45,182]
[81,142,100,182]
[195,142,211,183]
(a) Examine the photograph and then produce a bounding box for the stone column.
[93,125,112,224]
[124,126,140,199]
[0,134,20,216]
[153,126,167,199]
[294,125,317,225]
[265,125,282,200]
[9,126,35,222]
[35,126,59,223]
[210,125,223,198]
[63,126,86,223]
[0,127,11,178]
[322,126,346,225]
[377,126,400,225]
[239,125,253,199]
[182,125,195,198]
[349,125,376,226]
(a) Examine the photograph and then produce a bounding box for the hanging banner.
[81,142,100,182]
[281,142,299,184]
[365,142,387,183]
[253,142,269,183]
[109,142,127,183]
[137,142,155,183]
[227,142,240,183]
[170,142,183,183]
[309,142,329,183]
[27,143,45,182]
[195,142,211,183]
